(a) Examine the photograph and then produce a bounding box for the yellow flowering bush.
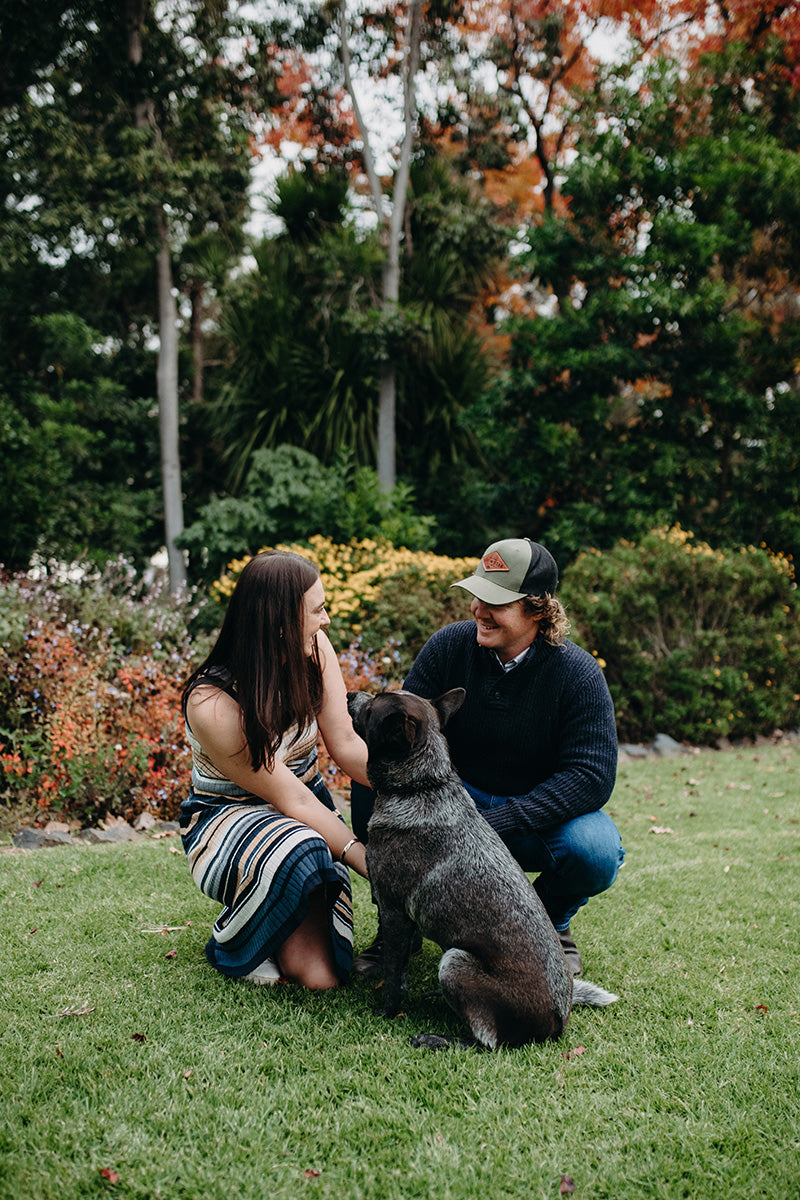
[213,537,476,681]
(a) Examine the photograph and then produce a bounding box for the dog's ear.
[431,688,466,728]
[376,707,421,756]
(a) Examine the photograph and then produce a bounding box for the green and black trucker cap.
[451,538,558,605]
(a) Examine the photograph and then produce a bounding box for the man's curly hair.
[521,594,570,646]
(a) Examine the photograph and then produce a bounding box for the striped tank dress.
[180,715,353,981]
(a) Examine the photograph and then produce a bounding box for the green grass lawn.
[1,741,799,1200]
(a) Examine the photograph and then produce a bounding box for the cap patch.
[482,551,509,572]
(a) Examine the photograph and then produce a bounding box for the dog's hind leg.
[437,947,501,1051]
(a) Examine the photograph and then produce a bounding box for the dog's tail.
[571,978,619,1007]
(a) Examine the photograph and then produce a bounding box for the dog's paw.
[373,1002,401,1019]
[409,1033,480,1051]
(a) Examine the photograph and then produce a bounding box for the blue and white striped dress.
[180,715,353,981]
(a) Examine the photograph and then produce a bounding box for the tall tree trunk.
[156,212,186,591]
[127,0,185,589]
[339,0,421,492]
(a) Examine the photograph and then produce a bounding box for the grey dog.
[347,687,618,1050]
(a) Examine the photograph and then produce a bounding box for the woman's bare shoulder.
[186,682,240,733]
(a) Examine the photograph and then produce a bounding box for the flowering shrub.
[0,562,208,826]
[213,536,475,678]
[4,529,797,825]
[0,617,193,824]
[561,526,800,745]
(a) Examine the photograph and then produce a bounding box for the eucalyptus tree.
[258,0,470,492]
[204,147,506,557]
[0,1,275,584]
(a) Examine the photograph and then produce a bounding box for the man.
[351,537,623,978]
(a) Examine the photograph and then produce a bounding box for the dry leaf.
[58,1004,95,1017]
[131,1032,147,1042]
[304,1168,321,1178]
[560,1176,576,1194]
[649,825,675,835]
[99,1168,119,1184]
[165,949,178,958]
[564,1045,585,1059]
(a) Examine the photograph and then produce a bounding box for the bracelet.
[340,837,360,864]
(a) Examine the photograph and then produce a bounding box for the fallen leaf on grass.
[755,1004,769,1014]
[165,949,178,958]
[564,1046,585,1060]
[560,1176,576,1194]
[649,826,675,835]
[98,1168,119,1183]
[131,1032,147,1042]
[304,1168,321,1178]
[58,1004,95,1017]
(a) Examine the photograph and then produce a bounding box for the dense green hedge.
[561,527,799,745]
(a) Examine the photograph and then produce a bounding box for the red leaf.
[560,1176,576,1194]
[99,1168,119,1183]
[564,1046,585,1060]
[165,949,178,958]
[131,1032,147,1042]
[755,1004,769,1014]
[304,1168,321,1178]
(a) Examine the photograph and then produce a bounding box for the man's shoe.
[351,929,423,979]
[558,928,583,976]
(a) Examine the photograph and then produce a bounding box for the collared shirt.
[496,646,532,673]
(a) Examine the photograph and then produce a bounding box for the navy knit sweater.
[403,621,618,839]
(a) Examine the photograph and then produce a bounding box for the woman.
[180,550,369,990]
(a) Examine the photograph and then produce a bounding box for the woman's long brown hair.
[183,551,324,771]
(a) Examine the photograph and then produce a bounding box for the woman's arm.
[315,632,370,787]
[186,682,368,878]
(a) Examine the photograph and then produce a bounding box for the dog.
[346,687,618,1050]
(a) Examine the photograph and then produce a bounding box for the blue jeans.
[462,782,625,932]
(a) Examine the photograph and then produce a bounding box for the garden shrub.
[561,526,800,745]
[0,562,209,826]
[214,536,476,681]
